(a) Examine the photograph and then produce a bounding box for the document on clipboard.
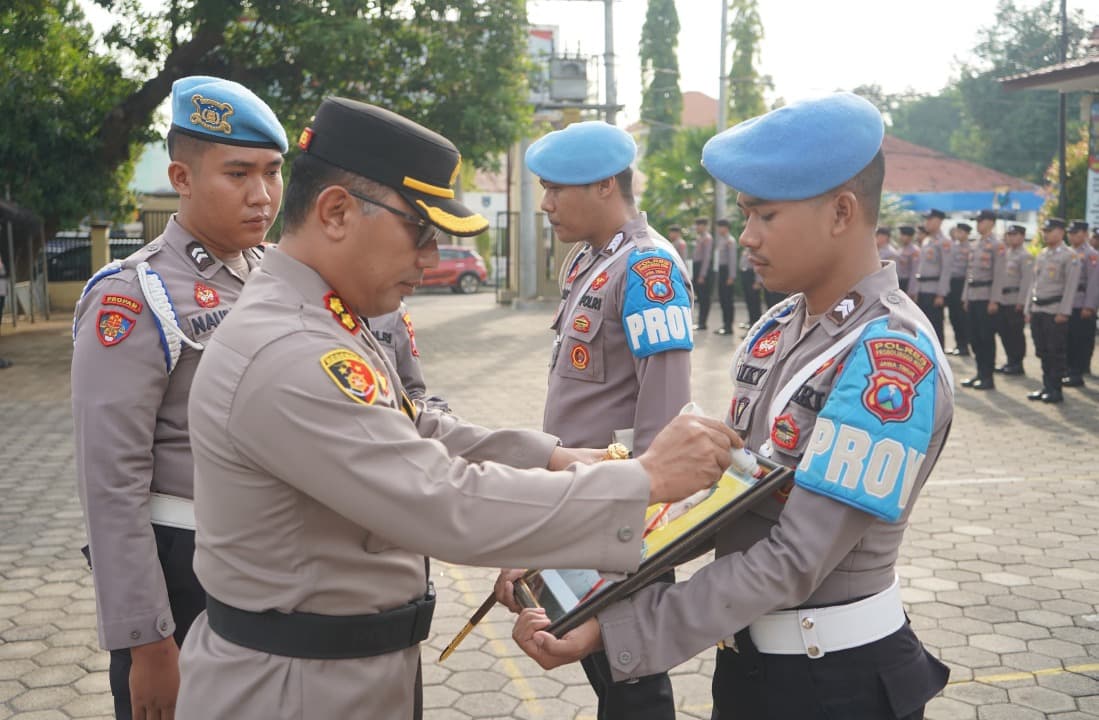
[514,453,792,638]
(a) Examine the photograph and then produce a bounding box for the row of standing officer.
[882,213,1097,402]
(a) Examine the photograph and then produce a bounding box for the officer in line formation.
[510,92,954,720]
[913,208,954,347]
[993,224,1033,376]
[175,96,735,719]
[520,119,694,719]
[1064,219,1099,387]
[947,221,972,356]
[71,77,288,720]
[959,209,1007,391]
[1024,218,1083,403]
[666,223,688,261]
[690,216,715,329]
[688,216,768,335]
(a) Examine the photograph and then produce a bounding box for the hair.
[716,218,731,229]
[834,149,885,224]
[694,217,709,227]
[166,128,211,165]
[612,167,635,205]
[282,154,389,231]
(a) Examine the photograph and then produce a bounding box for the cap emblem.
[190,94,234,135]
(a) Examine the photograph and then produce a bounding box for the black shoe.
[1062,376,1085,387]
[996,364,1024,376]
[1041,391,1064,403]
[969,378,995,390]
[1027,389,1047,400]
[0,358,11,369]
[961,377,977,387]
[948,347,971,357]
[714,327,733,336]
[693,324,707,331]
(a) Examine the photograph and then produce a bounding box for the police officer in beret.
[896,225,920,297]
[71,76,287,719]
[512,92,952,720]
[1064,220,1098,386]
[496,120,692,720]
[914,209,953,346]
[175,98,736,720]
[960,210,1007,390]
[994,224,1034,376]
[367,302,450,412]
[1025,217,1081,403]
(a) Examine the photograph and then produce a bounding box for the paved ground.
[1,289,1097,719]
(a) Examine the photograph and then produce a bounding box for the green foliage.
[1040,125,1089,222]
[889,92,964,157]
[0,0,142,234]
[639,0,682,155]
[640,126,716,230]
[727,0,768,125]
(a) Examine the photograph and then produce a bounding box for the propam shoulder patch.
[622,247,693,358]
[321,349,382,406]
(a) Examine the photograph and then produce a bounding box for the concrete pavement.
[1,289,1097,719]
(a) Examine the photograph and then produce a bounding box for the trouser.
[763,290,787,309]
[1031,311,1068,392]
[967,299,996,379]
[711,622,948,720]
[916,292,945,346]
[717,265,735,330]
[106,526,205,720]
[695,270,715,327]
[995,304,1026,365]
[581,570,676,720]
[739,269,762,324]
[946,277,968,350]
[1066,308,1097,377]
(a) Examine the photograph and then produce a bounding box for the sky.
[528,0,1042,126]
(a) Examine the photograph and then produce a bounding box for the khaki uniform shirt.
[692,231,713,279]
[1025,244,1081,317]
[545,214,693,454]
[71,217,260,650]
[176,248,651,720]
[1070,244,1099,311]
[897,242,920,293]
[878,243,900,265]
[915,231,953,297]
[962,233,1007,302]
[997,246,1034,307]
[598,263,954,681]
[368,302,449,412]
[715,233,735,269]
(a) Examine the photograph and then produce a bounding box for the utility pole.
[604,0,616,124]
[715,0,729,223]
[1057,0,1068,217]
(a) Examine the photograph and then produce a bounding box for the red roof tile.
[882,135,1039,193]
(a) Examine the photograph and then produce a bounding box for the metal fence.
[46,231,145,283]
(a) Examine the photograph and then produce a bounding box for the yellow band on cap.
[415,200,488,235]
[403,176,455,199]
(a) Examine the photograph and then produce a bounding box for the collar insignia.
[827,291,863,325]
[186,242,216,272]
[324,292,360,334]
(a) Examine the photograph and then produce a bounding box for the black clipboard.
[514,456,792,638]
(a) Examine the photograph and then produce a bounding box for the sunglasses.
[343,188,443,248]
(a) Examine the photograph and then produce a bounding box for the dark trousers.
[716,265,735,331]
[967,300,997,380]
[995,304,1026,366]
[739,269,762,324]
[1031,312,1068,392]
[711,623,948,720]
[108,526,205,720]
[946,277,968,351]
[916,293,945,347]
[1066,308,1097,377]
[695,270,715,328]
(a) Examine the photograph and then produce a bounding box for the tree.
[1,0,531,240]
[726,0,768,125]
[0,0,144,240]
[639,0,682,156]
[889,92,964,158]
[1039,125,1089,224]
[640,126,715,232]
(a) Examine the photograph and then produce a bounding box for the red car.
[421,244,488,294]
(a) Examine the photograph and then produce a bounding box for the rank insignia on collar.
[751,328,781,358]
[401,311,419,357]
[194,282,220,308]
[573,314,591,333]
[324,292,360,334]
[96,310,136,347]
[771,413,800,450]
[571,344,590,370]
[102,294,143,314]
[827,291,863,325]
[862,338,933,423]
[591,271,610,291]
[190,94,234,135]
[631,256,674,304]
[186,242,216,272]
[321,349,380,405]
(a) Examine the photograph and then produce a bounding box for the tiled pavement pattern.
[1,289,1097,719]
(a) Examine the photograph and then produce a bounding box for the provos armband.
[794,319,938,522]
[622,247,694,358]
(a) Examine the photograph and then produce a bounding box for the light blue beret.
[525,121,637,185]
[171,75,288,153]
[701,92,883,201]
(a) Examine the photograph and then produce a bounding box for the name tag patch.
[736,364,767,385]
[188,308,230,336]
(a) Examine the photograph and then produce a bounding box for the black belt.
[206,584,436,659]
[1002,287,1019,293]
[1079,285,1087,293]
[1032,296,1062,307]
[968,280,992,287]
[916,275,939,281]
